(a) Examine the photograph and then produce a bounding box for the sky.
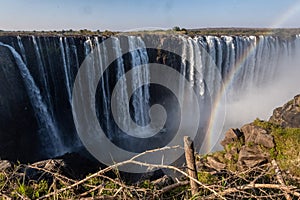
[1,0,300,31]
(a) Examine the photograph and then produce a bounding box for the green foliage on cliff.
[254,118,300,176]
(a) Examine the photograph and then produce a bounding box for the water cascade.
[0,34,299,161]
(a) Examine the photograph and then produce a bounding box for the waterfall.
[59,37,73,104]
[0,41,64,157]
[31,36,54,116]
[17,36,28,64]
[127,36,150,127]
[95,37,111,135]
[0,34,299,161]
[111,37,131,133]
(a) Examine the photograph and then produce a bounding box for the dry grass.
[0,144,299,199]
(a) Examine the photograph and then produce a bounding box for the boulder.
[220,128,243,147]
[241,124,268,144]
[238,146,268,168]
[26,152,101,180]
[269,95,300,128]
[255,132,275,148]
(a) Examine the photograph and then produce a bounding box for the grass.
[254,118,300,176]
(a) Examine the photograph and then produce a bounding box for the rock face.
[241,124,275,148]
[269,95,300,128]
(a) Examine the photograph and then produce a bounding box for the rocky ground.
[0,95,300,199]
[204,94,300,174]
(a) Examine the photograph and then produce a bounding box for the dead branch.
[159,180,189,194]
[38,146,225,200]
[271,159,292,200]
[184,136,198,196]
[216,183,300,198]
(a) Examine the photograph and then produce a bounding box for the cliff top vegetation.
[1,27,300,38]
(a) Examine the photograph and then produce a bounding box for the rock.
[269,95,300,128]
[31,159,66,173]
[26,152,102,180]
[207,156,226,171]
[0,160,12,171]
[224,147,238,160]
[241,124,268,144]
[238,146,268,168]
[220,128,243,147]
[255,132,275,148]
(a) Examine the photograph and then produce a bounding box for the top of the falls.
[1,28,300,38]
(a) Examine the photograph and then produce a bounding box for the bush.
[172,26,181,31]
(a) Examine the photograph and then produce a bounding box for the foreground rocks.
[203,123,273,170]
[203,94,300,173]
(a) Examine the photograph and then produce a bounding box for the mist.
[223,55,300,134]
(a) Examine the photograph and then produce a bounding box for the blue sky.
[1,0,300,31]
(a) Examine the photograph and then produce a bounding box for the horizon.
[1,0,300,31]
[1,27,300,33]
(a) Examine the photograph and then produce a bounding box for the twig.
[27,165,76,184]
[113,186,123,197]
[216,183,300,197]
[271,159,292,200]
[159,180,189,194]
[0,192,12,200]
[38,146,225,200]
[79,184,104,197]
[38,146,182,199]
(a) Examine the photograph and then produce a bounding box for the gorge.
[0,32,299,164]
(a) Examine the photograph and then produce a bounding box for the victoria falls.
[0,28,299,198]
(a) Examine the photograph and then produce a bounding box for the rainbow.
[202,2,300,154]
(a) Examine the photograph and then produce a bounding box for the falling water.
[127,36,150,127]
[0,41,64,157]
[59,37,73,104]
[1,34,300,159]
